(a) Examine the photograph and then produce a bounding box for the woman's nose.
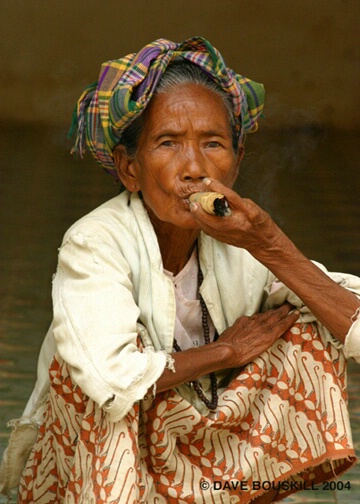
[181,145,207,181]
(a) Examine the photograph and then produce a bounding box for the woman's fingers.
[254,303,300,331]
[189,178,279,253]
[247,304,300,335]
[194,178,248,216]
[202,178,241,206]
[219,304,300,367]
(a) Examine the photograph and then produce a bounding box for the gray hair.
[118,59,240,158]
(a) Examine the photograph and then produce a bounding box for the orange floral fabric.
[18,322,356,503]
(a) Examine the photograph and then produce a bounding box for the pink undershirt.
[164,250,216,351]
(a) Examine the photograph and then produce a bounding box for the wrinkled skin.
[114,82,359,382]
[114,82,359,504]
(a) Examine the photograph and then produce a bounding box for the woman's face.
[117,83,243,229]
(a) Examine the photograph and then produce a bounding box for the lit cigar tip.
[188,192,231,217]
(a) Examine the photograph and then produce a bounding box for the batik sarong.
[18,322,357,503]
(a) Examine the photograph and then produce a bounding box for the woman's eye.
[161,140,175,147]
[206,141,221,148]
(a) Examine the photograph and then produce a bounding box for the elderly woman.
[1,37,359,504]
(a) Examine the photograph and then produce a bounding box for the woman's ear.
[113,145,141,192]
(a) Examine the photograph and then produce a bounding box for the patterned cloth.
[18,322,356,503]
[69,36,265,179]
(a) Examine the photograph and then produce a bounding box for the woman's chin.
[146,204,200,231]
[166,213,200,230]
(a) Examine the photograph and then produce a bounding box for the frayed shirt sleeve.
[52,231,167,422]
[342,307,360,361]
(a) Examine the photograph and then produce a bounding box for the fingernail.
[189,202,198,211]
[203,177,211,186]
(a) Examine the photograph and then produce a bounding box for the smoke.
[237,96,328,227]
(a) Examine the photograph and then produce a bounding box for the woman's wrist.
[156,340,233,393]
[249,225,297,269]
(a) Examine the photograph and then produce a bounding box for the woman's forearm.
[256,232,360,343]
[156,342,231,393]
[189,178,360,344]
[156,303,300,392]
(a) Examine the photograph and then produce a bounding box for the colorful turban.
[69,36,265,179]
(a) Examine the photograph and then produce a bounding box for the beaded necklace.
[172,252,218,411]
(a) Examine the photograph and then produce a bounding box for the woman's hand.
[217,303,300,368]
[189,177,284,260]
[189,177,360,343]
[156,304,299,393]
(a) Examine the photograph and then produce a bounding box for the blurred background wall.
[1,4,360,503]
[0,0,359,130]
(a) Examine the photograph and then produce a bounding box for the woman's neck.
[148,210,200,275]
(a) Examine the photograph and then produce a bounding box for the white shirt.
[22,191,360,424]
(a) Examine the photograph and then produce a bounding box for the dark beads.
[190,374,218,411]
[172,253,218,411]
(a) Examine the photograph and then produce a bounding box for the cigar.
[189,192,231,217]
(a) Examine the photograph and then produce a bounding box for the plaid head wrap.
[69,36,265,179]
